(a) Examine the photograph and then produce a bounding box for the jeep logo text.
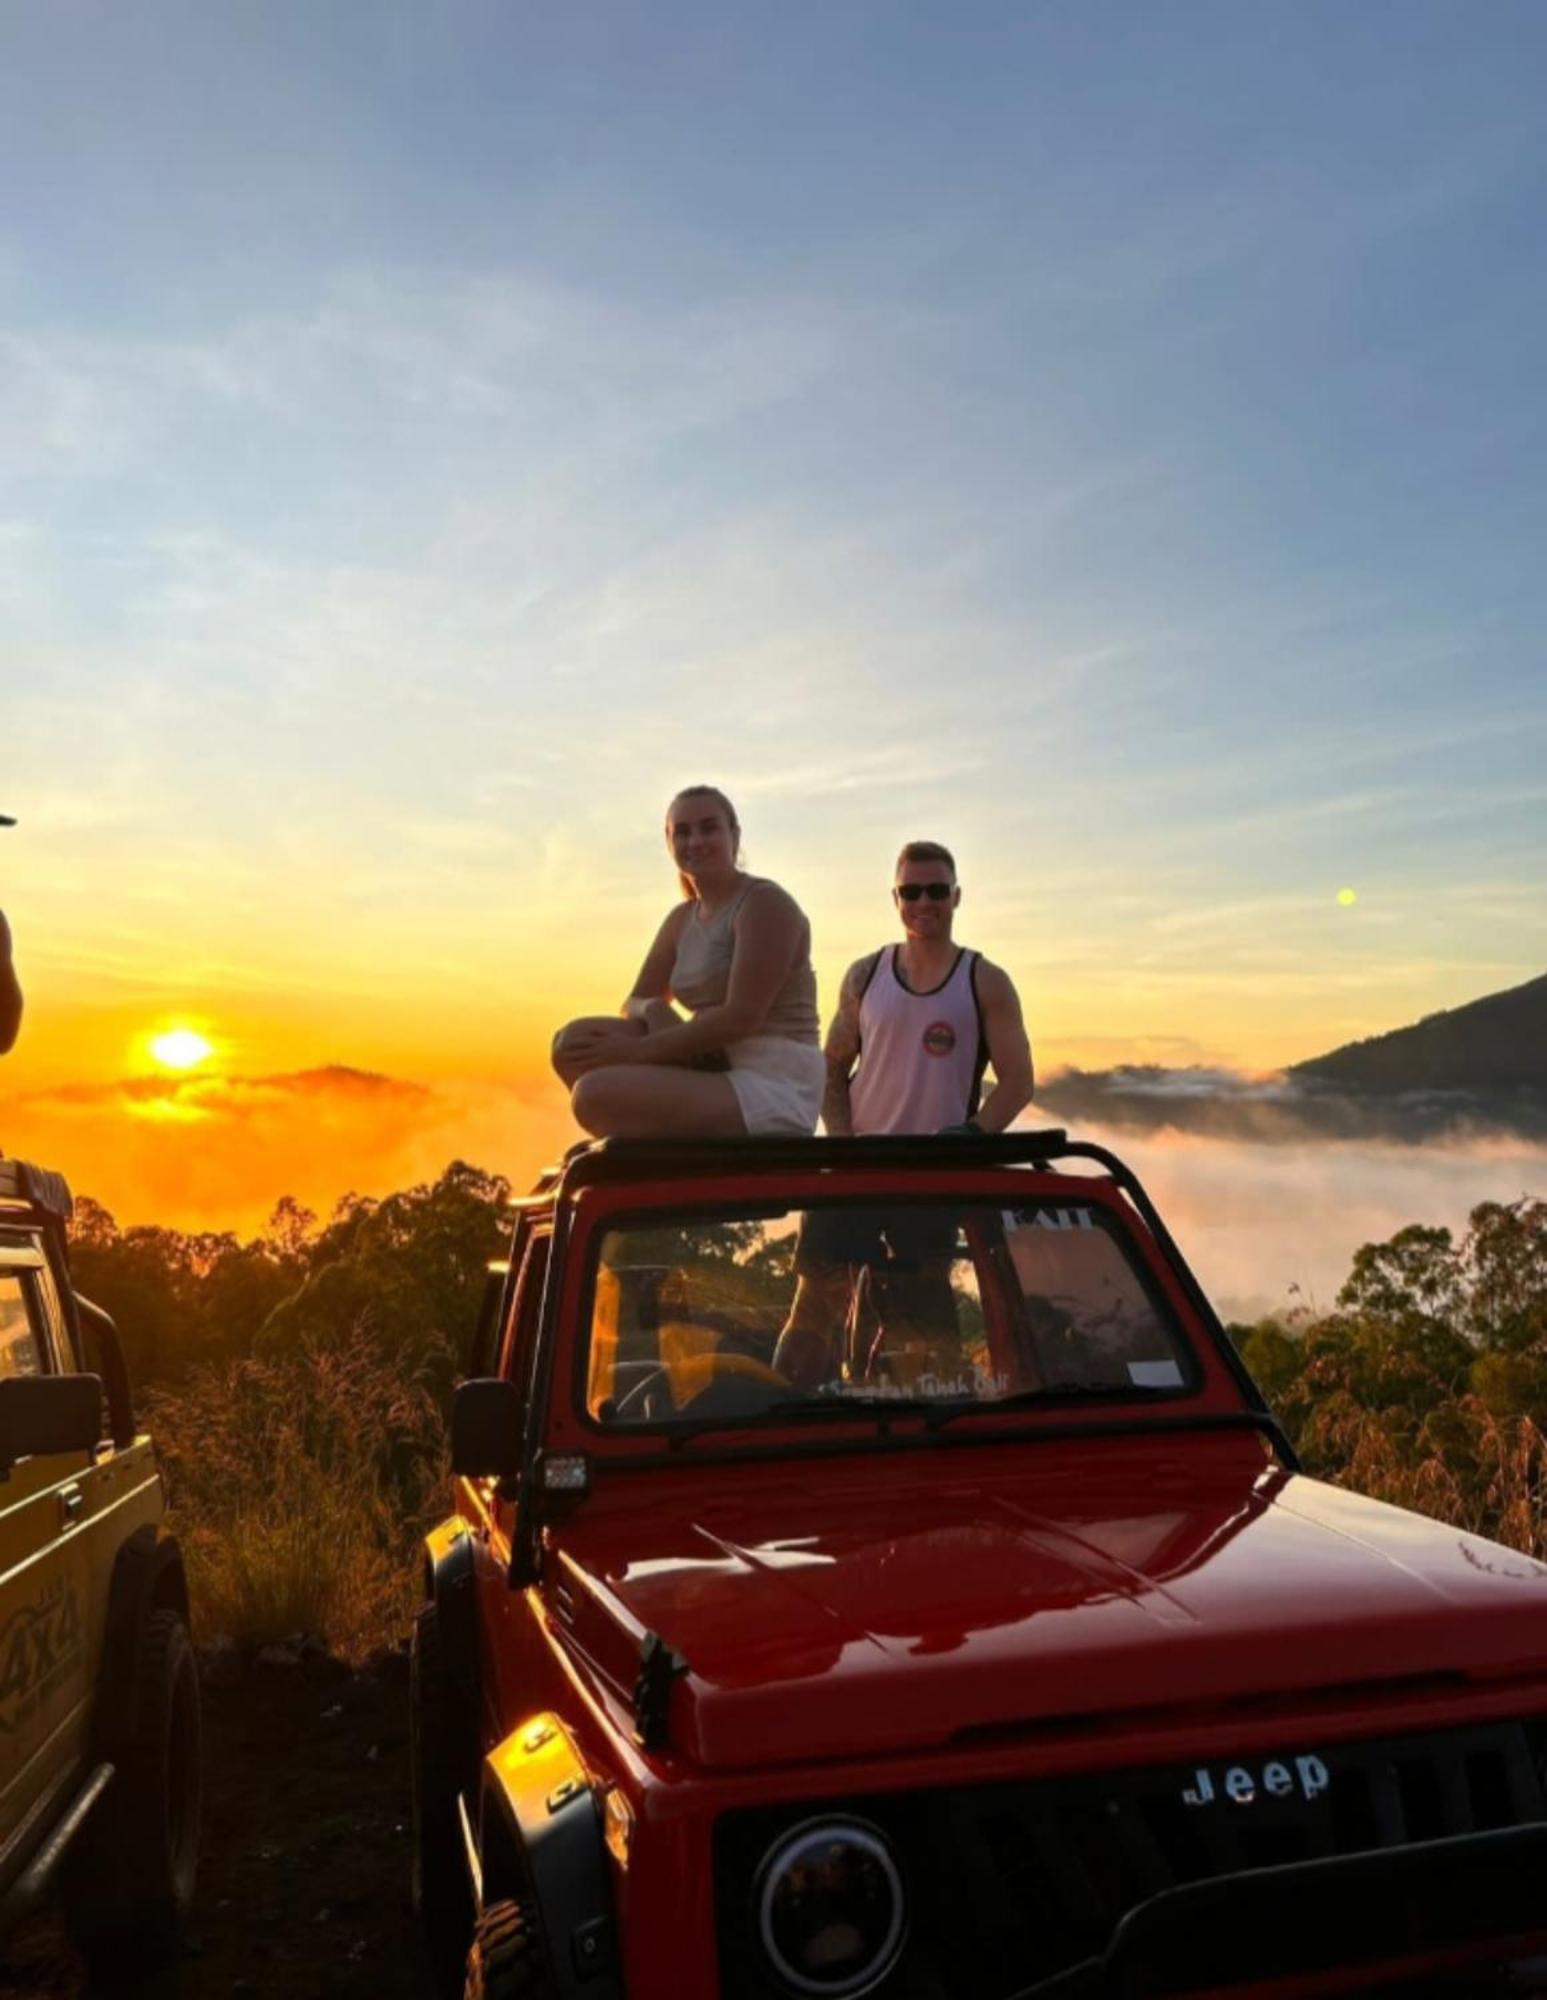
[1182,1754,1329,1807]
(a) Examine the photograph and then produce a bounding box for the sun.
[148,1027,214,1071]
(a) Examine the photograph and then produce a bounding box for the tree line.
[69,1160,512,1401]
[1232,1196,1547,1558]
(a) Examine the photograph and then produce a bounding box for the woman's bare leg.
[570,1065,747,1138]
[552,1016,644,1088]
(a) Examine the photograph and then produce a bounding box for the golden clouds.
[0,1064,572,1234]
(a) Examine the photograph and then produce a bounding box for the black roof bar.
[555,1128,1072,1196]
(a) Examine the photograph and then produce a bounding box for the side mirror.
[451,1377,523,1480]
[0,1374,103,1475]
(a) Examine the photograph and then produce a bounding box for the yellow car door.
[0,1237,96,1865]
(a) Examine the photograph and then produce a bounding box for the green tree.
[1462,1199,1547,1353]
[1234,1321,1304,1403]
[255,1161,512,1399]
[1265,1196,1547,1560]
[1336,1223,1464,1331]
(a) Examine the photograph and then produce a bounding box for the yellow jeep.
[0,1157,200,1969]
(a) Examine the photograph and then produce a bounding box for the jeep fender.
[92,1527,190,1759]
[422,1518,479,1712]
[479,1713,622,1998]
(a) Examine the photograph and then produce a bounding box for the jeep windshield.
[584,1195,1198,1431]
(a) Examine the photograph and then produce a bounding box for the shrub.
[146,1319,450,1661]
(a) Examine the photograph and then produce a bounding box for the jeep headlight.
[755,1818,906,1997]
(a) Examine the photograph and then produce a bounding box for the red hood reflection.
[551,1435,1547,1771]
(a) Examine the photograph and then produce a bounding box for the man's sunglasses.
[895,882,954,902]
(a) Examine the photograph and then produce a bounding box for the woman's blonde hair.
[666,785,742,900]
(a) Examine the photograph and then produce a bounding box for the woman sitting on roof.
[552,785,824,1138]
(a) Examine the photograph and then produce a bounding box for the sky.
[2,2,1544,1277]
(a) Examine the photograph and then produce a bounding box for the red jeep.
[412,1132,1547,2000]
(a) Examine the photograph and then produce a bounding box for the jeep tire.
[464,1899,552,1999]
[65,1607,202,1973]
[412,1602,477,1986]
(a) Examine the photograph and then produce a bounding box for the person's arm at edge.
[600,883,801,1067]
[559,905,690,1070]
[819,957,867,1136]
[0,912,21,1055]
[973,960,1034,1133]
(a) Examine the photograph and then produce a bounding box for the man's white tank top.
[849,946,988,1135]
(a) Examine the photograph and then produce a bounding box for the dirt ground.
[1,1646,437,2000]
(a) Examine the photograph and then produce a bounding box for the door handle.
[58,1485,85,1528]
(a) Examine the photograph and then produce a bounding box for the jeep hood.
[553,1436,1547,1771]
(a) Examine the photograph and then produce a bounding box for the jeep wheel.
[464,1899,552,1999]
[412,1602,477,1986]
[65,1607,202,1973]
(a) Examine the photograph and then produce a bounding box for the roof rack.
[0,1159,75,1222]
[554,1128,1072,1195]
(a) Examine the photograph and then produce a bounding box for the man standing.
[775,840,1034,1383]
[823,839,1033,1140]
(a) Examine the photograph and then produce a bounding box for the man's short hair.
[895,840,956,878]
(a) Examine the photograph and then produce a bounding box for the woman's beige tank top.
[670,878,819,1044]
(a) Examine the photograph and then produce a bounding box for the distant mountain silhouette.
[1291,973,1547,1093]
[1037,972,1547,1144]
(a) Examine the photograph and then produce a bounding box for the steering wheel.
[613,1365,676,1422]
[613,1353,787,1421]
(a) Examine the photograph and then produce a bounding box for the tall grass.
[146,1323,450,1661]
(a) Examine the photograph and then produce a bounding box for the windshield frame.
[500,1145,1299,1590]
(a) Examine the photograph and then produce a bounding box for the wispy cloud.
[22,1064,429,1119]
[4,4,1546,1097]
[0,1063,566,1233]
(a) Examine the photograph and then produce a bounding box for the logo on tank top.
[922,1019,957,1058]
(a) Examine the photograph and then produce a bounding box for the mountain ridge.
[1291,971,1547,1093]
[1036,972,1547,1144]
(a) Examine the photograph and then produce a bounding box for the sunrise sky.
[3,3,1545,1268]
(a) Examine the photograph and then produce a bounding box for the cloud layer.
[1075,1121,1547,1326]
[0,1063,567,1233]
[1039,1064,1547,1146]
[5,1061,1541,1342]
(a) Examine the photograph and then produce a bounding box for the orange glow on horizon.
[1,885,1520,1238]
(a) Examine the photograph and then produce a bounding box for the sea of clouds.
[1065,1120,1546,1323]
[4,1066,1541,1329]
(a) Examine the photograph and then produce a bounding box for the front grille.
[714,1719,1547,1999]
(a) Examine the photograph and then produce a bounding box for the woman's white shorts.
[724,1036,825,1136]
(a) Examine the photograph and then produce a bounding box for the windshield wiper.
[654,1389,947,1446]
[921,1382,1162,1430]
[655,1382,1169,1449]
[762,1391,961,1425]
[769,1383,1159,1430]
